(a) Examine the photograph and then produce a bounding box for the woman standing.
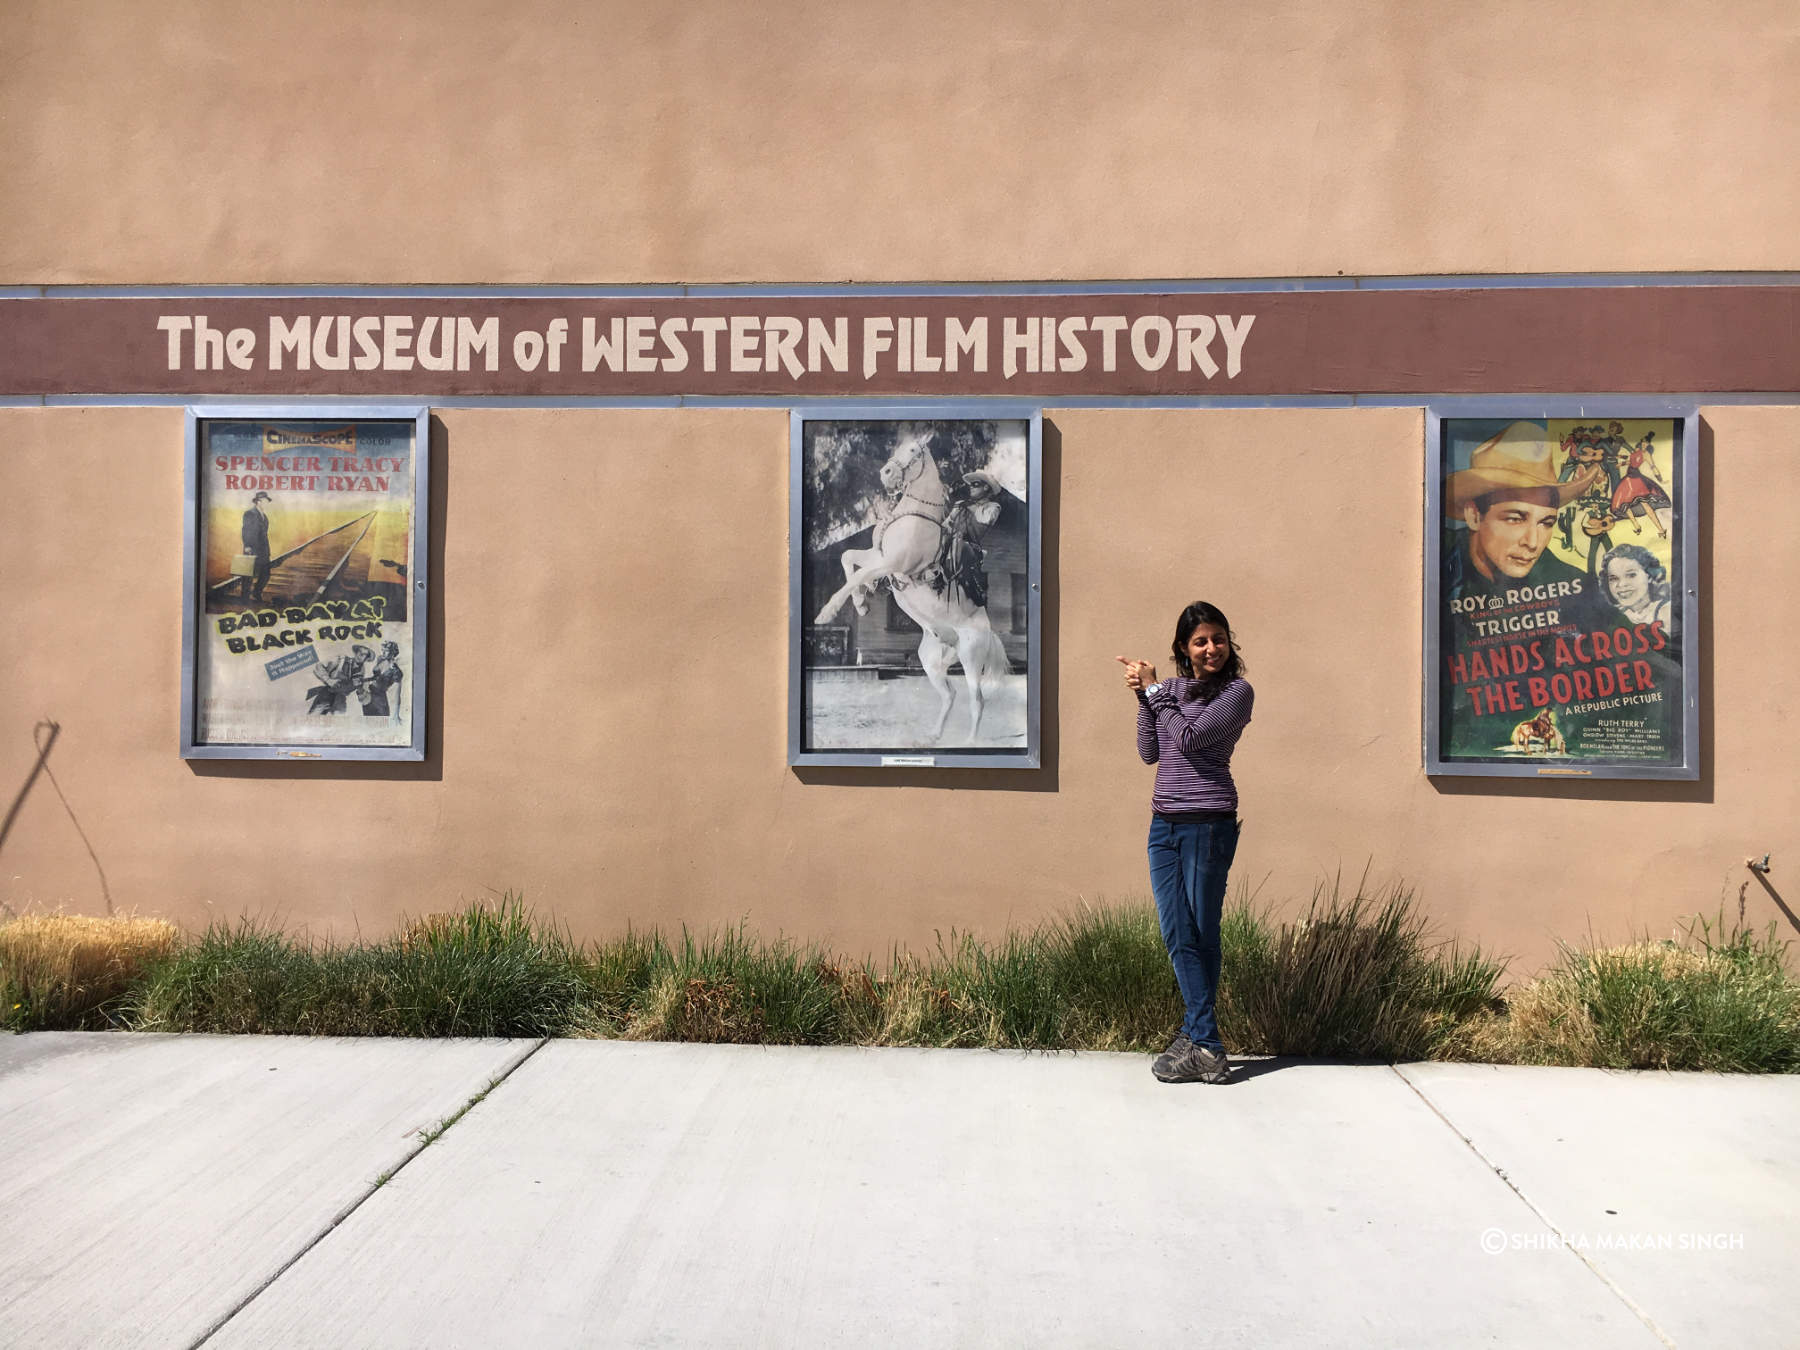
[1117,601,1254,1085]
[1609,431,1672,538]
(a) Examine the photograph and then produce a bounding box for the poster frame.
[180,402,431,761]
[788,403,1043,769]
[1422,400,1700,780]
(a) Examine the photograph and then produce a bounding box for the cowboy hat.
[1446,421,1599,515]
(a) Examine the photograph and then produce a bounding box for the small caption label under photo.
[1480,1227,1745,1255]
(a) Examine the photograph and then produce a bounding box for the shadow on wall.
[186,415,451,784]
[0,719,114,916]
[1747,866,1799,941]
[1429,415,1715,807]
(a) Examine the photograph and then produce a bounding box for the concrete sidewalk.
[1,1034,1791,1349]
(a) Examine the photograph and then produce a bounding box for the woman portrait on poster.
[1115,601,1253,1087]
[1600,543,1674,635]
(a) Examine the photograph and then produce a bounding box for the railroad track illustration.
[208,512,379,605]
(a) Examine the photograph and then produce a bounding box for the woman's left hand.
[1115,656,1158,691]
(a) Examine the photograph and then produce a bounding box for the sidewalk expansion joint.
[186,1036,550,1350]
[1388,1065,1677,1350]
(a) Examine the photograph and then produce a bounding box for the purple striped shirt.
[1135,676,1254,814]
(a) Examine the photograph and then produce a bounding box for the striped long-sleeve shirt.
[1135,676,1254,814]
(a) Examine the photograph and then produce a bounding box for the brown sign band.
[3,287,1797,397]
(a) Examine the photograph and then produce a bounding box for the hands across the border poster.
[1437,417,1685,768]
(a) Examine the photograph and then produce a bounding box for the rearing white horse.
[813,435,949,625]
[813,436,1011,741]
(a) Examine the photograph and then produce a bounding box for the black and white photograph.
[790,411,1041,767]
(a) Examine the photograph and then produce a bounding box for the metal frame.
[180,403,430,761]
[788,403,1043,769]
[1423,400,1700,780]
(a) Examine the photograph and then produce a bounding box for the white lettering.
[456,316,498,372]
[269,315,309,371]
[352,316,382,371]
[1130,315,1173,371]
[312,315,349,371]
[1217,313,1255,378]
[581,316,624,373]
[862,316,894,380]
[764,316,804,380]
[156,315,192,370]
[193,315,225,371]
[691,316,727,372]
[416,316,453,371]
[225,327,255,370]
[1089,315,1128,372]
[382,315,414,371]
[1176,315,1219,377]
[1002,316,1037,379]
[625,316,658,373]
[807,316,847,373]
[945,316,986,373]
[729,315,760,372]
[1057,317,1088,372]
[659,317,690,373]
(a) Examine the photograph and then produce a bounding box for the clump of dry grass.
[0,913,180,1030]
[1482,923,1800,1072]
[1216,876,1507,1061]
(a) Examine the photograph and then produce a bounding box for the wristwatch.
[1145,682,1163,698]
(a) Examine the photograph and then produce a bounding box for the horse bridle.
[886,444,944,517]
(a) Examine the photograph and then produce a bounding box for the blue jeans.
[1147,814,1239,1052]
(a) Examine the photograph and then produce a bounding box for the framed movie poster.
[790,406,1042,768]
[1425,406,1698,779]
[180,405,429,760]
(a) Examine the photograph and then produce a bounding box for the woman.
[359,640,405,718]
[1116,601,1254,1085]
[1599,543,1673,632]
[1609,430,1671,538]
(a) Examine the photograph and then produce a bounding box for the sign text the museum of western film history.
[8,287,1798,397]
[153,310,1256,381]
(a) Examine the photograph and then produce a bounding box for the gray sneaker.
[1151,1034,1194,1079]
[1153,1041,1231,1085]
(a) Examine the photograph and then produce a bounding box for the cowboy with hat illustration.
[1446,421,1601,591]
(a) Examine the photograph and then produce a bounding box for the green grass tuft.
[1216,873,1508,1061]
[130,896,586,1037]
[1498,913,1800,1072]
[12,890,1794,1073]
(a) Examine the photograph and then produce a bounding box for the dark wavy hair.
[1599,543,1670,610]
[1170,600,1246,695]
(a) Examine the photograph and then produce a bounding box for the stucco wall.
[4,3,1797,971]
[3,405,1795,972]
[3,0,1798,283]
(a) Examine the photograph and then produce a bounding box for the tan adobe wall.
[3,0,1798,284]
[3,405,1795,974]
